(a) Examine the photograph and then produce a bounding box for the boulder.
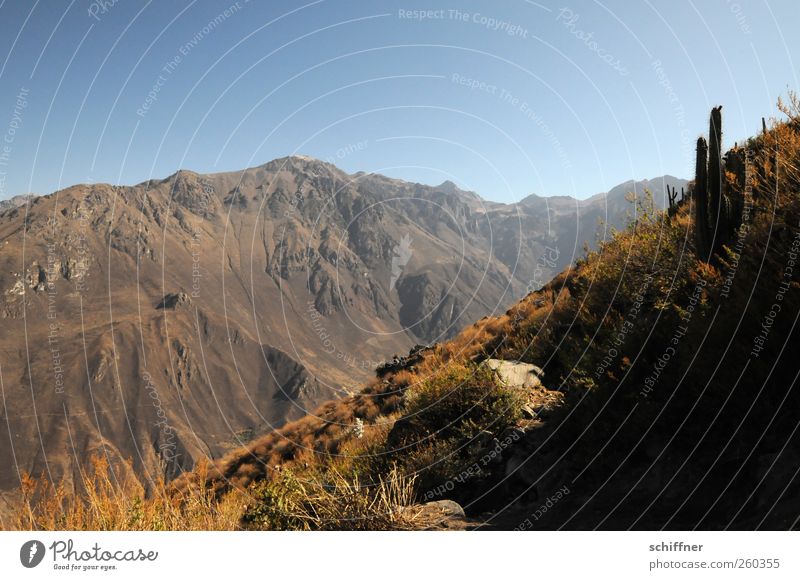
[423,499,465,518]
[484,358,544,390]
[402,500,468,529]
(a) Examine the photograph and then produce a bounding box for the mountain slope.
[0,156,684,491]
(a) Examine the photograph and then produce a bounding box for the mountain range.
[0,155,686,490]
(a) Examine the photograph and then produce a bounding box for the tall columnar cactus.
[694,105,745,261]
[694,136,710,259]
[708,106,725,254]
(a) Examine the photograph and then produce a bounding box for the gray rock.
[423,499,465,518]
[484,358,544,390]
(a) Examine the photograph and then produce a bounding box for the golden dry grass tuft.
[12,456,248,531]
[241,465,417,530]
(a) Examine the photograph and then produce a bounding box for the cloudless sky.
[0,0,797,202]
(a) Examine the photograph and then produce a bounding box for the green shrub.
[405,362,524,441]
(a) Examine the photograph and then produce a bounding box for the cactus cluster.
[666,185,684,216]
[693,106,747,261]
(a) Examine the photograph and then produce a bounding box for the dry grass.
[242,465,418,530]
[169,377,405,494]
[11,456,248,531]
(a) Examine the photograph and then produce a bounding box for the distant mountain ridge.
[0,193,37,214]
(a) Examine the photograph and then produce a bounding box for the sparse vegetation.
[12,456,247,531]
[242,466,417,531]
[403,361,523,443]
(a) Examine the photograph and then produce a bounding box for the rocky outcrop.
[376,344,429,377]
[156,292,191,310]
[168,170,219,218]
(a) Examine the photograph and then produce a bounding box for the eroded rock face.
[169,171,219,218]
[26,262,47,291]
[156,292,191,310]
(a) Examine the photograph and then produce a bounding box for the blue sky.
[0,0,797,203]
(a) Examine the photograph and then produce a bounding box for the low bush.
[404,361,524,442]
